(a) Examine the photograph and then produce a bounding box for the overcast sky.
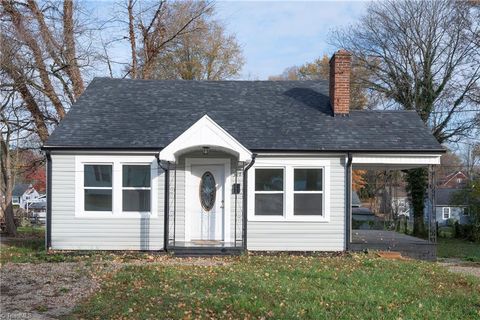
[89,1,369,80]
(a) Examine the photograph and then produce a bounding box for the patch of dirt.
[0,262,100,319]
[439,259,480,278]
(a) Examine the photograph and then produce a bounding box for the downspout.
[46,151,52,251]
[156,154,169,251]
[242,153,257,250]
[345,152,353,251]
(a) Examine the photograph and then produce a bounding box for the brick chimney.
[329,49,351,116]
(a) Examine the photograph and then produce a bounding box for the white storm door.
[188,164,225,241]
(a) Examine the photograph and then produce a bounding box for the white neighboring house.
[12,183,41,209]
[41,50,444,253]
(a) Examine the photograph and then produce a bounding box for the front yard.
[1,228,480,319]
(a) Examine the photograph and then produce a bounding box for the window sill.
[248,216,330,223]
[75,212,160,219]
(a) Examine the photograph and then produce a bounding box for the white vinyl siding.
[247,156,345,251]
[50,153,164,250]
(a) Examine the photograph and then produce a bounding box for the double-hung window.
[442,207,451,219]
[254,168,284,216]
[84,164,113,212]
[122,164,151,212]
[293,168,323,216]
[76,156,156,217]
[251,160,330,221]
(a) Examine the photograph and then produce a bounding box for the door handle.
[220,200,224,209]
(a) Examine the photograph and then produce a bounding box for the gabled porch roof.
[158,115,252,162]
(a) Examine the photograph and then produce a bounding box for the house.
[12,183,41,209]
[435,188,470,225]
[42,50,444,253]
[438,171,469,189]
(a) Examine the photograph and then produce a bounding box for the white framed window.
[293,168,324,216]
[84,164,113,213]
[248,158,330,222]
[75,155,158,218]
[442,207,451,219]
[254,168,285,218]
[122,164,151,212]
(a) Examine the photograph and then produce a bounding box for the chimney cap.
[329,49,351,62]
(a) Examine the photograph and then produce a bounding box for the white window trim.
[292,167,324,218]
[75,155,158,218]
[248,158,331,222]
[252,166,286,221]
[121,163,153,214]
[442,207,451,220]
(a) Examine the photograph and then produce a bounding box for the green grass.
[437,237,480,262]
[74,254,480,319]
[0,227,148,264]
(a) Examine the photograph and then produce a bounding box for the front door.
[188,163,225,241]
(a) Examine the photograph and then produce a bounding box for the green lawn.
[0,227,147,264]
[74,254,480,319]
[437,237,480,262]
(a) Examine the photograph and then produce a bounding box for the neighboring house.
[42,50,444,253]
[435,188,470,226]
[12,183,41,209]
[391,189,411,218]
[438,171,469,189]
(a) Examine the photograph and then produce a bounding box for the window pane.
[123,165,151,188]
[84,165,112,187]
[294,193,323,215]
[255,194,283,215]
[85,189,112,211]
[123,190,151,212]
[294,169,322,191]
[255,169,283,191]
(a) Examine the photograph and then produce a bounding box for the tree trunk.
[63,0,84,98]
[0,138,17,237]
[405,168,428,238]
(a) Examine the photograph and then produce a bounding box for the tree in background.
[452,178,480,242]
[268,54,369,109]
[331,0,480,237]
[123,0,242,80]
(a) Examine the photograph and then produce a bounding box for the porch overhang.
[158,115,252,162]
[351,153,442,170]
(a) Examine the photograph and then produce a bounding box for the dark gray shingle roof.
[45,78,443,152]
[13,184,31,197]
[436,188,467,206]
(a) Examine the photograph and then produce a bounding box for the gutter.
[155,154,170,251]
[242,154,257,250]
[345,152,353,251]
[46,151,52,250]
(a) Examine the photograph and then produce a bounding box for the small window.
[442,207,451,220]
[463,207,469,216]
[122,165,151,212]
[255,169,284,216]
[294,169,323,216]
[84,165,112,211]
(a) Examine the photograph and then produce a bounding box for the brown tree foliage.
[268,54,369,109]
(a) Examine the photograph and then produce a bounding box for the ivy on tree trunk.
[404,168,428,238]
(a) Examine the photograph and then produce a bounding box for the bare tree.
[331,0,480,236]
[124,0,214,79]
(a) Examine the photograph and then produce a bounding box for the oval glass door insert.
[199,171,216,211]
